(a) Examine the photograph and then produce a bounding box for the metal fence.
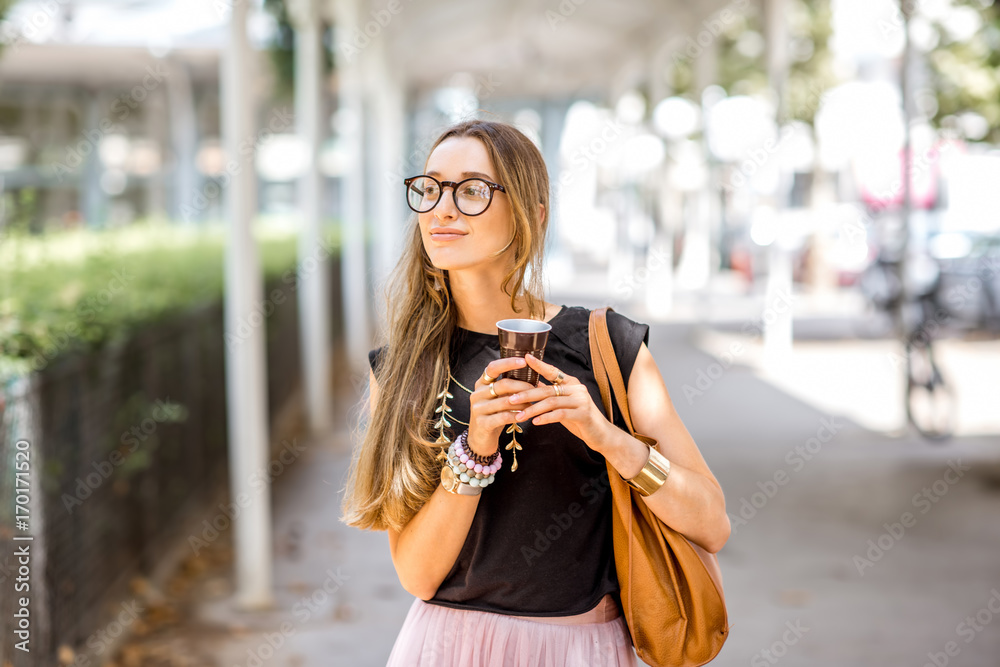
[0,266,334,665]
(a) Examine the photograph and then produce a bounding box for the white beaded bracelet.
[448,430,502,488]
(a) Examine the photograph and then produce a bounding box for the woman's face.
[418,136,514,271]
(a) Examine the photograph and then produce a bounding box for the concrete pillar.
[648,164,675,318]
[764,236,793,365]
[221,0,273,610]
[290,0,333,435]
[81,91,107,227]
[765,0,790,123]
[334,0,372,378]
[647,42,677,317]
[675,35,717,291]
[144,83,168,222]
[369,39,405,302]
[763,0,793,361]
[164,58,200,224]
[541,100,568,247]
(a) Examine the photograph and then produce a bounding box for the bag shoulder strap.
[589,307,657,448]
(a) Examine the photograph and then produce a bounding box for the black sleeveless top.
[367,304,650,617]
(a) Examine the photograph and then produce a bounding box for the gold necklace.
[432,372,525,471]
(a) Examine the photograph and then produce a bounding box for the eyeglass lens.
[407,177,494,216]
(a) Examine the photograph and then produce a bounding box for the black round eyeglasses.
[404,175,507,217]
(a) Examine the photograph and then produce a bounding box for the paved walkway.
[113,287,1000,667]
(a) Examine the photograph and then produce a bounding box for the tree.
[262,0,335,100]
[925,0,1000,143]
[0,0,15,59]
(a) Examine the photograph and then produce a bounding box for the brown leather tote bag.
[588,306,730,666]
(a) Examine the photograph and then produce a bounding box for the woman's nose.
[433,186,460,220]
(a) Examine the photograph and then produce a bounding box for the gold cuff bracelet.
[622,445,671,497]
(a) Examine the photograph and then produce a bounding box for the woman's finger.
[476,379,534,414]
[477,357,527,386]
[508,381,579,406]
[524,353,576,387]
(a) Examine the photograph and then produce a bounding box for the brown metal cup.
[497,318,552,386]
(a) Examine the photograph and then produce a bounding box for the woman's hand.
[507,353,612,452]
[467,357,537,457]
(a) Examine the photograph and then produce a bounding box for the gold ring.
[554,371,565,384]
[483,371,497,384]
[553,383,562,397]
[489,383,498,398]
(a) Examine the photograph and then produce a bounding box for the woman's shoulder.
[554,304,649,339]
[551,304,650,381]
[368,345,386,374]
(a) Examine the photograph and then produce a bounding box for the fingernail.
[509,394,519,403]
[516,411,525,420]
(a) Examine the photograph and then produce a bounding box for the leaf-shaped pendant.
[434,383,455,452]
[504,423,524,471]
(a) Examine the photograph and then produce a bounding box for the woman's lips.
[430,233,465,242]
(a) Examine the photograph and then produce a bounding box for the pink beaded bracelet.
[453,430,502,476]
[456,429,500,467]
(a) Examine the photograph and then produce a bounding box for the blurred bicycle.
[858,242,956,441]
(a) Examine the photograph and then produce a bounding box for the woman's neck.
[448,270,546,334]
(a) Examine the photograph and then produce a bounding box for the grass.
[0,219,340,379]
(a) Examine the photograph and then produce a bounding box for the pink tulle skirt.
[385,595,638,666]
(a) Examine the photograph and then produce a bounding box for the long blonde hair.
[341,120,551,532]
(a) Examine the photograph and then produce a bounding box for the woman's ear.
[538,203,546,225]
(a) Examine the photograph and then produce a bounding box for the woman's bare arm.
[596,343,730,553]
[372,357,534,599]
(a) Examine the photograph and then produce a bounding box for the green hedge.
[0,221,339,379]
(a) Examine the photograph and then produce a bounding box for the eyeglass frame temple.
[403,175,506,216]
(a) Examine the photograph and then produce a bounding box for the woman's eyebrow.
[426,170,496,180]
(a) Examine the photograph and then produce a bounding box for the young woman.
[342,120,729,666]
